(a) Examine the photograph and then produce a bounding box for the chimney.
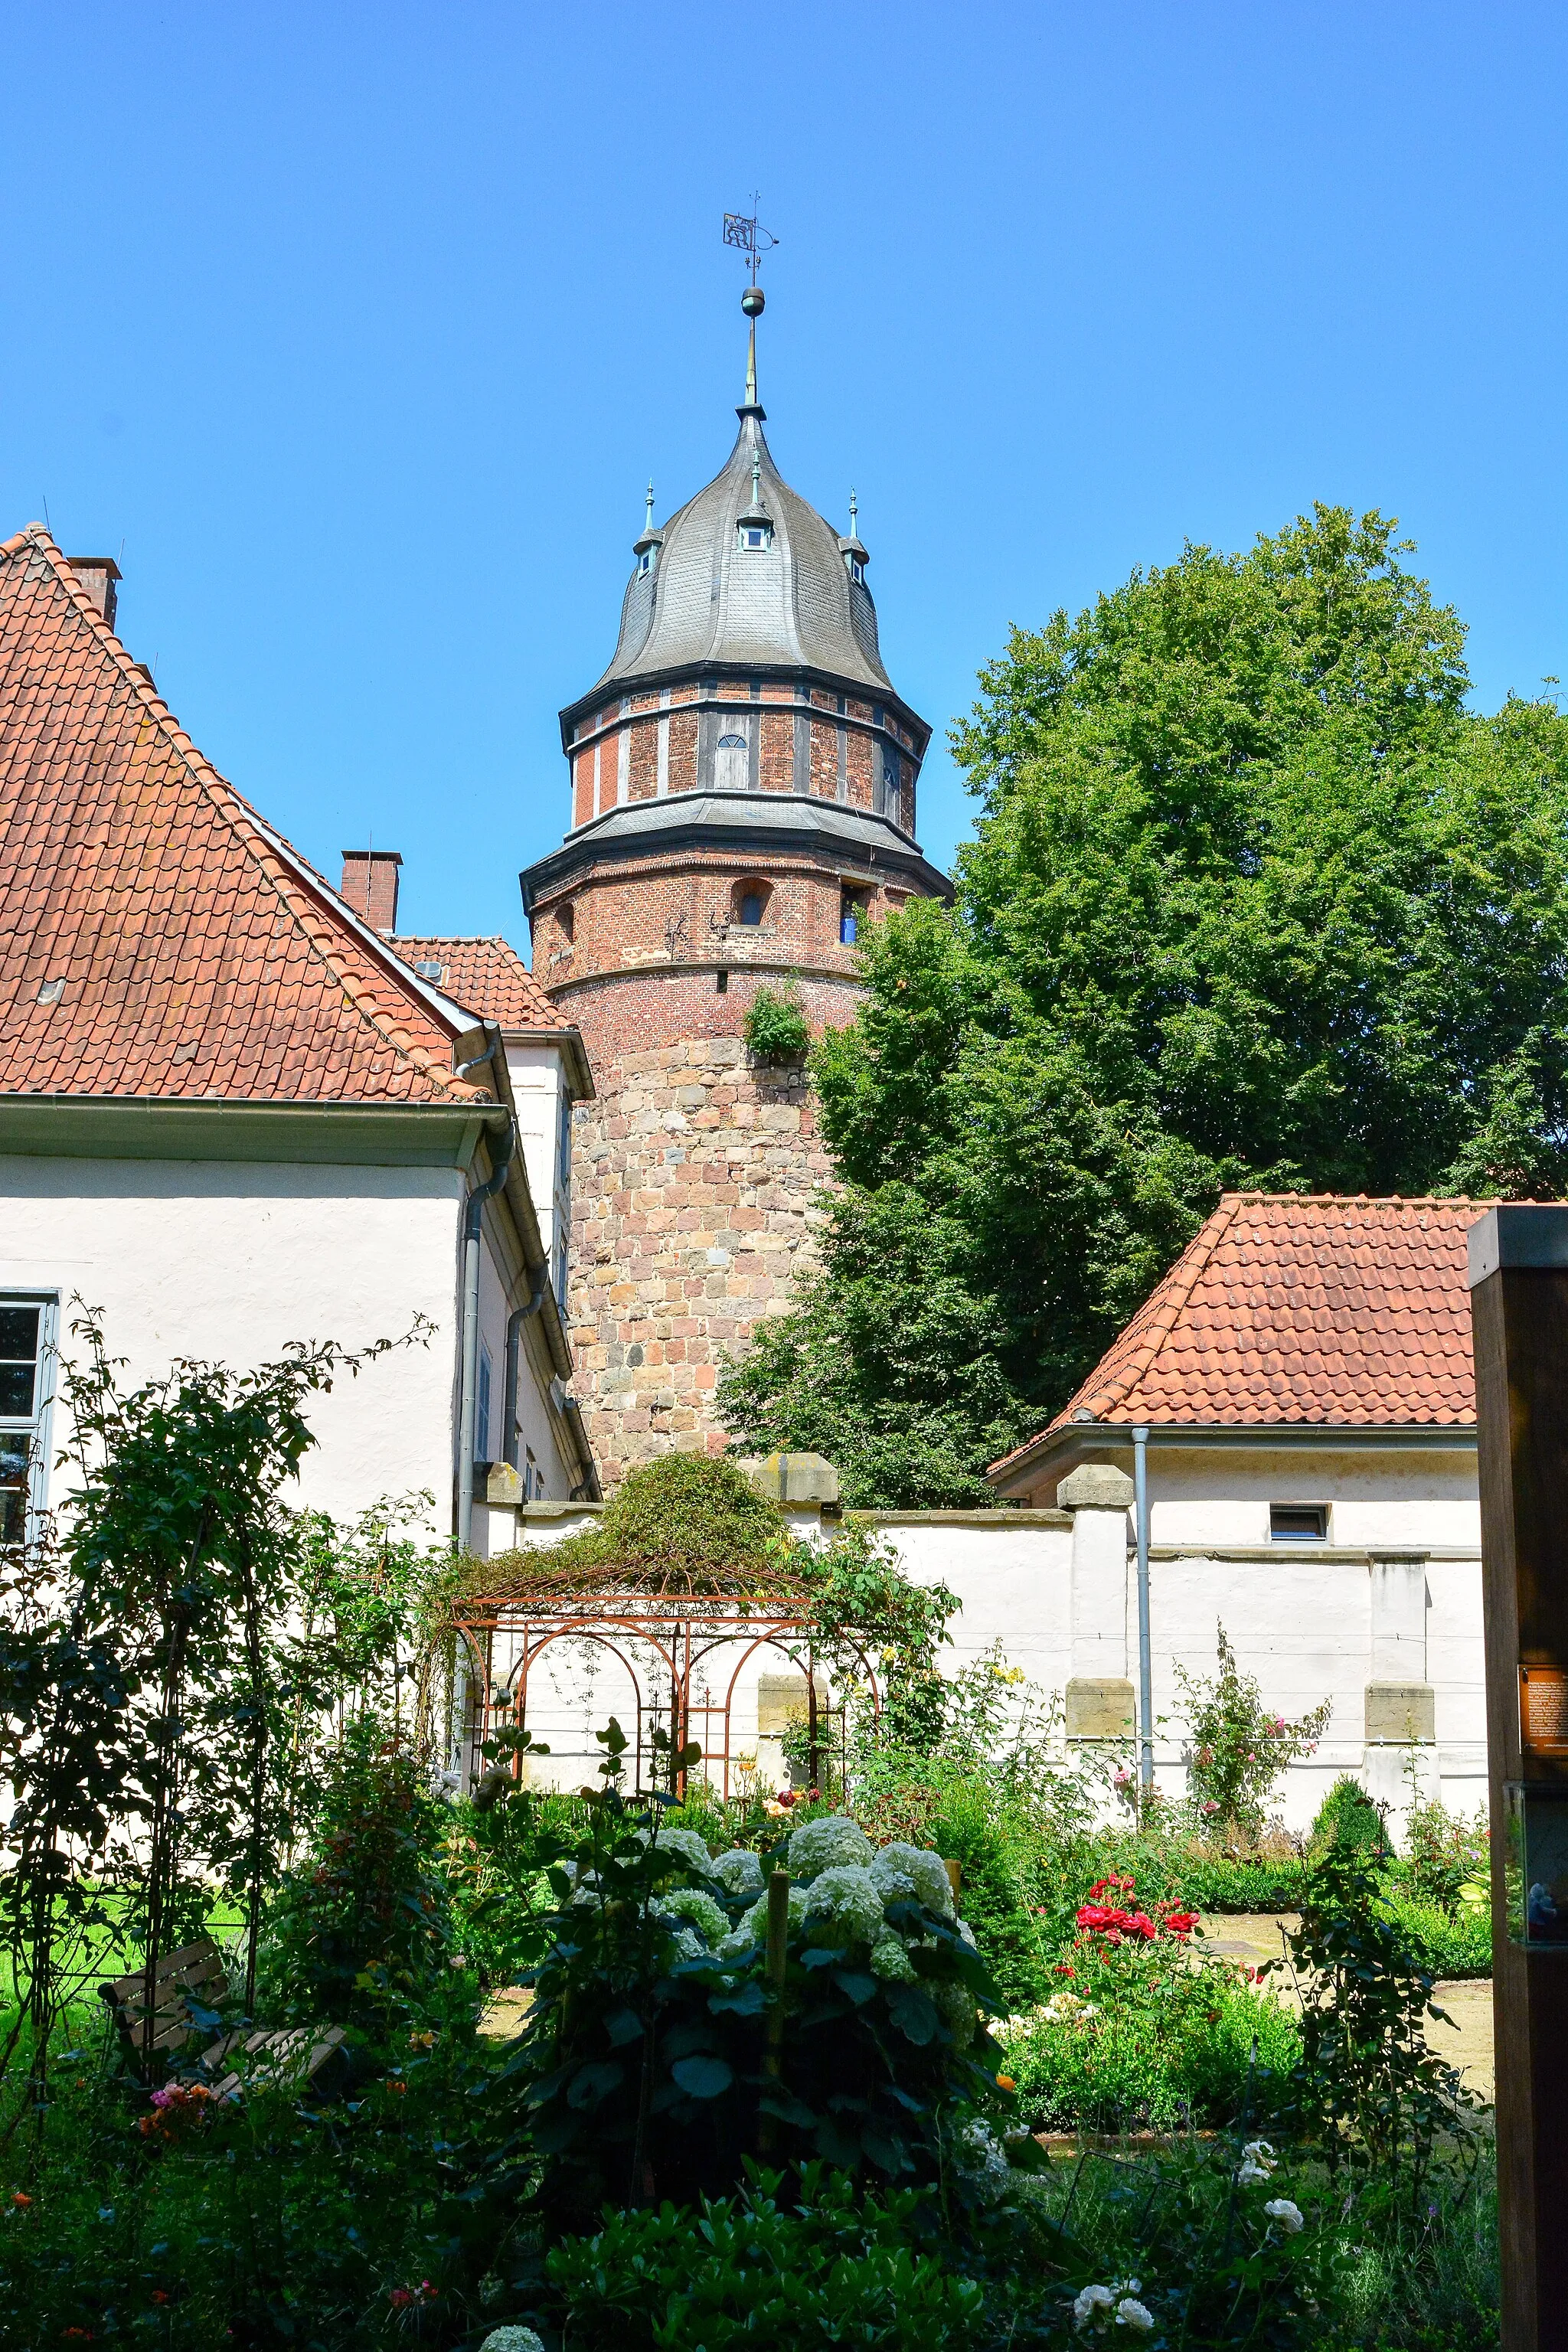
[341,849,402,933]
[67,557,122,631]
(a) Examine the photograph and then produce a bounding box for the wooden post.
[1468,1205,1568,2352]
[758,1869,791,2158]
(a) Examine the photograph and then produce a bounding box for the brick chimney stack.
[68,557,121,632]
[341,850,402,933]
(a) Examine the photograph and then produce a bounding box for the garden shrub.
[1310,1774,1387,1857]
[1175,1622,1331,1844]
[496,1757,1012,2227]
[1268,1842,1481,2210]
[1377,1886,1493,1981]
[1399,1791,1491,1913]
[543,2163,984,2350]
[258,1720,465,2037]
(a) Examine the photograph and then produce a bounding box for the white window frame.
[0,1292,58,1550]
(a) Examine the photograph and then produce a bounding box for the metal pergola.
[449,1584,880,1799]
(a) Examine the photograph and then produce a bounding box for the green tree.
[720,506,1568,1503]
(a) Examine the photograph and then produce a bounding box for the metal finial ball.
[741,286,765,317]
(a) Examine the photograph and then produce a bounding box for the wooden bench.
[99,1937,349,2099]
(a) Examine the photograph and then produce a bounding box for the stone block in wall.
[1057,1462,1135,1510]
[1065,1677,1135,1740]
[485,1462,526,1506]
[1364,1681,1436,1742]
[743,1451,841,1505]
[756,1671,831,1736]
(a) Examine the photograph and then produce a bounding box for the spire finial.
[645,480,655,534]
[849,488,858,536]
[752,451,762,504]
[724,201,777,419]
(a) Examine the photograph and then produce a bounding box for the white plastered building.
[0,529,597,1548]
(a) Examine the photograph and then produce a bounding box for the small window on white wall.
[0,1298,54,1548]
[1270,1503,1328,1542]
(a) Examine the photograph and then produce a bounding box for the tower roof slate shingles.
[583,412,897,709]
[989,1194,1495,1485]
[0,525,485,1106]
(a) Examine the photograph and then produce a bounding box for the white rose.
[1073,2283,1116,2328]
[1263,2197,1304,2234]
[1116,2297,1155,2331]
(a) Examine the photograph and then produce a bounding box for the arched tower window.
[732,878,771,928]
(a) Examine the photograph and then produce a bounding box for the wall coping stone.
[1056,1462,1135,1510]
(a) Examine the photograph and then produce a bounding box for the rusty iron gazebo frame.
[449,1586,881,1800]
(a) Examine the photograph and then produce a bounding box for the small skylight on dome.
[737,449,773,550]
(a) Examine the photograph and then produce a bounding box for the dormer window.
[848,557,864,583]
[739,521,773,552]
[637,546,656,577]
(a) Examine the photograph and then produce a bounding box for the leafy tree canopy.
[720,506,1568,1504]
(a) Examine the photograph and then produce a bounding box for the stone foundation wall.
[566,967,858,1480]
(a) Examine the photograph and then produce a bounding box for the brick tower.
[521,286,947,1479]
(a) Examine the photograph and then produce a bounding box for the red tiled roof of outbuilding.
[0,525,485,1105]
[989,1193,1496,1482]
[390,936,558,1031]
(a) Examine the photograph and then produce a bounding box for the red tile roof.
[390,936,557,1030]
[0,525,486,1105]
[991,1193,1495,1478]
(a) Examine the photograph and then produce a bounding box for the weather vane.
[723,198,778,286]
[724,199,778,411]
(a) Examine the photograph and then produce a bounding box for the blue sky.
[2,3,1562,950]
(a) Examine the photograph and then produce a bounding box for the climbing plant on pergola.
[438,1455,957,1798]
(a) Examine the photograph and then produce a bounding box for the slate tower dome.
[521,298,948,1479]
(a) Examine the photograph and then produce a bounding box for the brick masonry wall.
[542,681,937,1485]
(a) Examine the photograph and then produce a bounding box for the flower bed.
[996,1875,1299,2132]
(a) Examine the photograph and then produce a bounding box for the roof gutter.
[988,1417,1481,1495]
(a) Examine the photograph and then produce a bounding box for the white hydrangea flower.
[870,1841,955,1918]
[956,1917,977,1948]
[954,2118,1012,2203]
[652,1888,728,1946]
[802,1864,886,1947]
[716,1928,754,1961]
[1116,2298,1155,2331]
[788,1815,874,1880]
[479,2330,547,2352]
[930,1975,976,2047]
[738,1883,808,1943]
[708,1847,765,1900]
[1073,2284,1116,2328]
[1263,2198,1304,2234]
[869,1934,918,1984]
[640,1823,715,1876]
